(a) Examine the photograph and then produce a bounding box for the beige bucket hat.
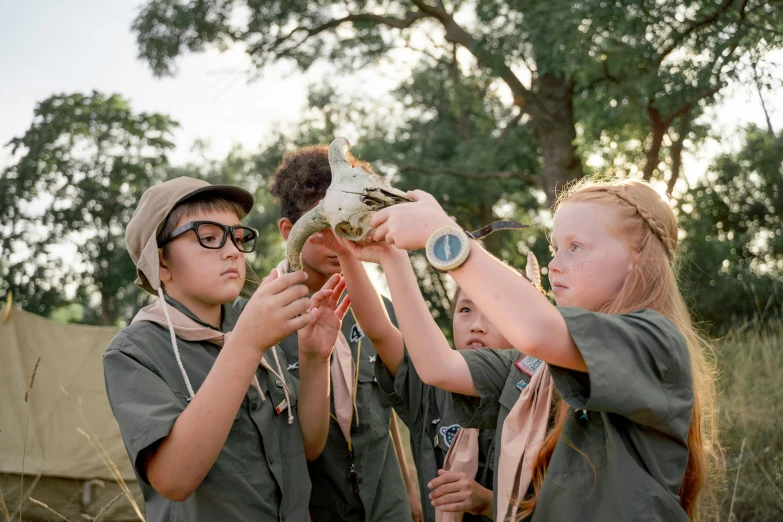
[125,177,254,295]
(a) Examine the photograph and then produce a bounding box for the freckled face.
[452,292,514,351]
[548,202,635,310]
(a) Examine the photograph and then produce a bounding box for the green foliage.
[0,92,178,324]
[678,125,783,332]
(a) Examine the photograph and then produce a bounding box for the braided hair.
[518,179,719,521]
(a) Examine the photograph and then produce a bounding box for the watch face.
[432,233,463,262]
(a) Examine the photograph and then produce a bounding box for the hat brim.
[179,185,255,215]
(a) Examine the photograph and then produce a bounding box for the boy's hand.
[298,274,351,362]
[335,235,402,266]
[233,268,311,354]
[428,469,493,517]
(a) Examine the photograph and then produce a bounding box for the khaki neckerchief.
[437,427,480,522]
[496,363,553,522]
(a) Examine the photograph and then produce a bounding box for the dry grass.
[702,317,783,520]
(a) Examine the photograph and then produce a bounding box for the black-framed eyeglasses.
[158,220,258,253]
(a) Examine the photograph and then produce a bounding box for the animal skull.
[286,137,413,271]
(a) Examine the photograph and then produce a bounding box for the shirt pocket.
[269,379,305,458]
[357,355,391,430]
[546,411,608,475]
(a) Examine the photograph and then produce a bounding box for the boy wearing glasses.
[104,177,348,521]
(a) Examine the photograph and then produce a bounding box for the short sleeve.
[451,348,516,429]
[550,307,693,436]
[374,350,426,428]
[103,344,186,483]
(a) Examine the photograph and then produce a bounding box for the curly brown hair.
[269,145,370,222]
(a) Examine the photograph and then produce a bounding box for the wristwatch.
[425,225,471,272]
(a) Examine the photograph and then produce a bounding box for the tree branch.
[409,0,531,106]
[399,166,536,184]
[656,0,736,65]
[667,106,692,196]
[255,11,431,56]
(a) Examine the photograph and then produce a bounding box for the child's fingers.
[428,471,459,490]
[286,310,313,332]
[274,283,310,307]
[335,296,351,320]
[431,491,466,506]
[308,288,334,311]
[369,207,390,229]
[434,501,467,512]
[371,222,390,242]
[429,481,463,500]
[304,308,320,329]
[261,270,308,295]
[326,279,347,309]
[281,295,311,320]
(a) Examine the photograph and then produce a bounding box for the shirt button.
[280,515,286,521]
[268,455,273,465]
[251,402,260,412]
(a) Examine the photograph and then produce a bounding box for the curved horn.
[328,137,352,173]
[286,202,329,271]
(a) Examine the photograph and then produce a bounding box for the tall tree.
[132,1,783,201]
[0,92,177,324]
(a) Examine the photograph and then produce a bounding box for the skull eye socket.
[336,222,363,239]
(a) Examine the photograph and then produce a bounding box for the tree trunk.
[667,107,692,195]
[527,74,583,203]
[643,103,667,182]
[100,291,111,326]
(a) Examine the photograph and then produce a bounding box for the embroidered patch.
[515,380,528,391]
[349,324,365,343]
[439,424,460,448]
[515,355,543,377]
[368,355,376,363]
[287,361,299,371]
[275,399,288,415]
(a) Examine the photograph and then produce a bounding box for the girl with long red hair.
[355,179,718,521]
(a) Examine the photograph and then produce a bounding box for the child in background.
[319,228,545,522]
[237,147,419,522]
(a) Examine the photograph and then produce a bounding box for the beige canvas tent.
[0,303,144,521]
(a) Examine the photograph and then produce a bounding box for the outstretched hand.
[369,190,457,250]
[298,274,351,362]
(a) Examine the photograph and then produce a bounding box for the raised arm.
[370,190,585,372]
[143,270,312,500]
[380,250,477,396]
[297,274,352,461]
[311,232,406,375]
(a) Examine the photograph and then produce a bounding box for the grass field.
[702,318,783,520]
[4,319,782,521]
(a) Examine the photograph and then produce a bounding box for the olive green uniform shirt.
[236,296,412,522]
[375,350,496,522]
[103,296,310,522]
[452,307,693,522]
